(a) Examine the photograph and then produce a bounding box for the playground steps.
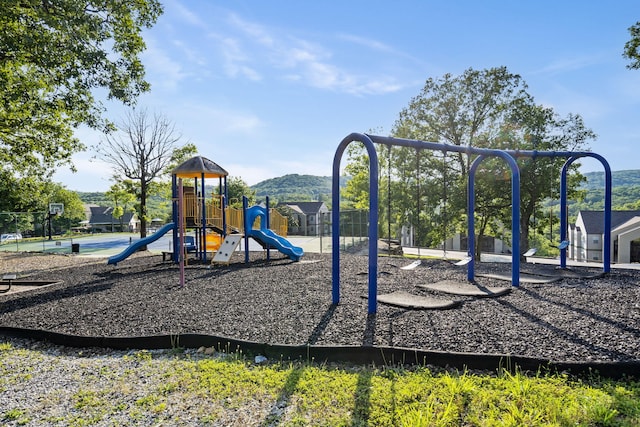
[211,235,243,264]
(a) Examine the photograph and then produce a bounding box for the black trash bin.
[71,243,80,253]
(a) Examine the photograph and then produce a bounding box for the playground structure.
[107,155,302,265]
[332,133,612,314]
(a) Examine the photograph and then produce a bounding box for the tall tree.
[0,177,85,236]
[46,183,87,234]
[392,67,531,250]
[624,21,640,69]
[151,142,199,221]
[501,102,593,255]
[105,181,136,231]
[227,177,256,208]
[95,109,186,240]
[341,67,595,256]
[0,1,162,178]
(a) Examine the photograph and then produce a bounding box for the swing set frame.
[332,133,612,314]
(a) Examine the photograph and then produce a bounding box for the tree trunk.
[474,215,489,261]
[139,180,148,251]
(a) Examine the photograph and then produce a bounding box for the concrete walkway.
[402,246,640,270]
[4,235,640,271]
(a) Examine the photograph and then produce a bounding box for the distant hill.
[251,174,346,202]
[77,170,640,216]
[571,169,640,212]
[581,170,640,190]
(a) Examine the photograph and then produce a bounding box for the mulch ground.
[1,251,639,364]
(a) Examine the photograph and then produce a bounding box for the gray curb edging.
[1,327,638,379]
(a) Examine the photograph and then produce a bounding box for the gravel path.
[1,252,639,364]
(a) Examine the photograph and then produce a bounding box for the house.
[569,210,640,263]
[87,205,139,233]
[278,202,329,236]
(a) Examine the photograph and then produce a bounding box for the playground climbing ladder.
[211,235,243,264]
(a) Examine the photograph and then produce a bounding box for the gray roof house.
[570,210,640,263]
[278,202,329,236]
[88,205,138,233]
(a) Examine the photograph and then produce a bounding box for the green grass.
[0,342,638,426]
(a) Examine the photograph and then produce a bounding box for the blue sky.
[54,0,640,192]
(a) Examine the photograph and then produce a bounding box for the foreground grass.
[0,342,638,426]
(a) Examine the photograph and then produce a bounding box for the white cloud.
[531,53,606,76]
[224,164,277,186]
[172,39,207,67]
[219,12,408,95]
[166,0,208,30]
[218,37,262,81]
[146,7,413,96]
[53,151,115,192]
[337,33,393,52]
[142,39,190,90]
[609,71,640,104]
[228,13,275,48]
[182,104,264,136]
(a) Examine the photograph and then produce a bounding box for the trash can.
[71,243,80,253]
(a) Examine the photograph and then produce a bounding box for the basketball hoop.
[49,203,64,216]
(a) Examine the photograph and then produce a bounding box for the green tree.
[0,178,85,237]
[342,68,595,257]
[501,103,593,256]
[623,21,640,69]
[227,177,256,208]
[0,1,162,178]
[46,184,86,234]
[106,181,136,231]
[94,109,186,240]
[152,142,198,221]
[342,142,371,210]
[392,67,530,250]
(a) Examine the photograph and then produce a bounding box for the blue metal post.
[560,154,611,273]
[467,156,484,281]
[201,174,207,263]
[265,196,271,261]
[560,159,571,269]
[332,133,611,312]
[243,195,249,264]
[508,153,521,286]
[603,160,612,272]
[332,133,379,312]
[467,153,520,286]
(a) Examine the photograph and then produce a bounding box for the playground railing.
[269,209,288,237]
[226,207,244,233]
[181,193,288,237]
[207,203,223,228]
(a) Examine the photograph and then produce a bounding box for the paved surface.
[3,235,639,271]
[402,246,640,270]
[0,233,172,257]
[0,233,340,258]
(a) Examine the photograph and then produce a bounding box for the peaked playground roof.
[172,156,228,179]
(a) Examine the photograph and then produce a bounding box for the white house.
[569,210,640,263]
[278,202,330,236]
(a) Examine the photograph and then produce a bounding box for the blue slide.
[245,206,303,261]
[107,222,176,265]
[248,228,304,261]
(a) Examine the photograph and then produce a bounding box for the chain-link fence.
[0,209,373,256]
[336,209,369,252]
[0,211,83,253]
